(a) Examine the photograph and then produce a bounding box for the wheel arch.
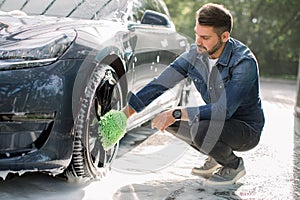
[101,54,128,104]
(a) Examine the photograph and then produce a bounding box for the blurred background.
[165,0,300,79]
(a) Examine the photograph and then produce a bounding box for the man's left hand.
[151,109,176,132]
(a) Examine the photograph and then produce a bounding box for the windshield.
[0,0,127,20]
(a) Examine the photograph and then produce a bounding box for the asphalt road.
[0,78,298,200]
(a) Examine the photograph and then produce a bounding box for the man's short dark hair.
[196,3,233,35]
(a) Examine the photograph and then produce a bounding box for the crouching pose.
[122,3,265,186]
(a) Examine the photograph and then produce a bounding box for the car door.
[125,0,189,129]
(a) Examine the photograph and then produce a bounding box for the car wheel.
[66,64,123,182]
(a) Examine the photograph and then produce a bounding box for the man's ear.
[221,31,230,42]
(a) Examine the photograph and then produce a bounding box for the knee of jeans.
[189,121,210,148]
[165,121,180,135]
[165,126,177,135]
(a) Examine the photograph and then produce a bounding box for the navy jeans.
[166,119,261,169]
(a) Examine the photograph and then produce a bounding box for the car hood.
[0,10,112,37]
[0,11,123,68]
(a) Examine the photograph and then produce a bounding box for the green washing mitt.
[98,110,127,151]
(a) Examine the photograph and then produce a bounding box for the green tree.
[165,0,300,77]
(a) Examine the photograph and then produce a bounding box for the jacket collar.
[217,38,233,67]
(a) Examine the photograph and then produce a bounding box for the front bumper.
[0,59,81,174]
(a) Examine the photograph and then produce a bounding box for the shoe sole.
[191,165,222,178]
[204,169,246,186]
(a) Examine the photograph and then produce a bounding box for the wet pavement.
[0,78,298,200]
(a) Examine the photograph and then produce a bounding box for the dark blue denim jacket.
[128,38,265,133]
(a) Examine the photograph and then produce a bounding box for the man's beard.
[197,38,223,57]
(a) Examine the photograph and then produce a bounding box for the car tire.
[66,64,123,182]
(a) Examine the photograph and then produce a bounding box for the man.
[123,3,265,186]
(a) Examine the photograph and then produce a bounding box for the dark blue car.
[0,0,189,182]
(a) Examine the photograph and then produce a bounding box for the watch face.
[173,109,181,119]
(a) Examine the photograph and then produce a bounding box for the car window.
[130,0,170,23]
[0,0,128,20]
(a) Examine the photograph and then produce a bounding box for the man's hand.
[152,108,189,132]
[151,109,176,132]
[122,105,136,118]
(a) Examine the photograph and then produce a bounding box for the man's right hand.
[122,105,136,119]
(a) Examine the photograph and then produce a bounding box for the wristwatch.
[172,109,182,120]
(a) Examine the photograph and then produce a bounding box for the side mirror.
[141,10,172,27]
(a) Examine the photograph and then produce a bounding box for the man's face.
[194,23,228,59]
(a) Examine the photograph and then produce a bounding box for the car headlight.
[0,29,76,70]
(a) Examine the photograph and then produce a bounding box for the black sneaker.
[191,156,222,178]
[205,158,246,186]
